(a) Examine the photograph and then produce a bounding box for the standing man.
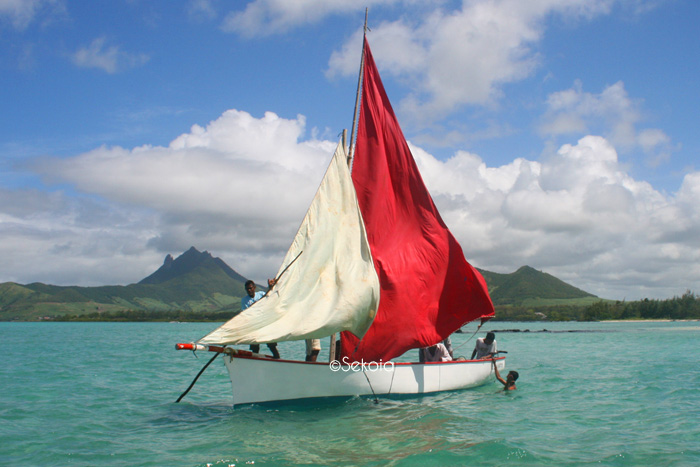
[471,332,497,360]
[306,339,321,362]
[241,279,281,359]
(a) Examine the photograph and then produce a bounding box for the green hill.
[478,265,597,306]
[0,248,598,321]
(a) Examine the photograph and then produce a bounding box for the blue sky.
[1,0,699,300]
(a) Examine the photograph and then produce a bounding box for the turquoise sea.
[1,321,699,466]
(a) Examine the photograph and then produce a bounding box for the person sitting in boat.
[471,332,497,360]
[492,359,518,391]
[241,279,281,359]
[419,342,453,362]
[418,337,454,362]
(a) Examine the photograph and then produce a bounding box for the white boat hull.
[222,353,505,406]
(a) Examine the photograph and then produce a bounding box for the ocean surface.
[1,320,699,466]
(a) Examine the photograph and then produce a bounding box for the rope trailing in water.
[175,351,220,403]
[362,369,379,404]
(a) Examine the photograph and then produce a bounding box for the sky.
[1,0,699,301]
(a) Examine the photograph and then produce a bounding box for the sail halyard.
[340,37,495,363]
[348,11,368,166]
[198,141,380,346]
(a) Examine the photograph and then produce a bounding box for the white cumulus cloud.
[3,109,696,300]
[540,80,674,167]
[25,110,335,284]
[326,0,618,125]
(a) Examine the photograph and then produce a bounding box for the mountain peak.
[139,247,242,285]
[181,246,210,258]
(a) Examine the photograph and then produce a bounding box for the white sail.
[198,141,379,345]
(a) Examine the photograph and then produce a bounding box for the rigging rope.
[386,364,397,395]
[451,322,483,354]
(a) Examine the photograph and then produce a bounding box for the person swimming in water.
[492,359,518,391]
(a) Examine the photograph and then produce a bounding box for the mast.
[334,9,368,362]
[348,8,368,167]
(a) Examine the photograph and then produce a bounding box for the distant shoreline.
[489,319,699,333]
[602,319,699,322]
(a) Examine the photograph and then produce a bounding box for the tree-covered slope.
[0,247,250,320]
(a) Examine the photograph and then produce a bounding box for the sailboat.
[176,31,504,407]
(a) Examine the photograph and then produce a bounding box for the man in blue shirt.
[240,279,281,359]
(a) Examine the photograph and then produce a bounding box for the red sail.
[341,38,494,363]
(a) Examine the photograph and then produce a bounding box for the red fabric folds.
[341,38,495,363]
